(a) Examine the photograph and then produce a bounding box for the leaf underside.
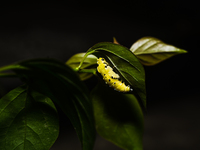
[86,42,146,108]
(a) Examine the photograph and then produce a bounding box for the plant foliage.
[0,37,187,150]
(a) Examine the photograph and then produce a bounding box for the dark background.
[0,1,199,150]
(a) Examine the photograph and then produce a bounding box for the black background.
[0,1,199,150]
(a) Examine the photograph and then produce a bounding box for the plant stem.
[0,73,18,78]
[0,65,14,72]
[76,51,95,71]
[0,64,29,73]
[78,69,96,75]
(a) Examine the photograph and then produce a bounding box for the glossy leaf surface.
[4,59,95,150]
[86,42,146,107]
[0,85,59,150]
[66,53,97,80]
[130,37,187,66]
[91,83,144,150]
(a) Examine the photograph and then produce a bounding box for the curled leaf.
[86,42,146,108]
[66,53,97,80]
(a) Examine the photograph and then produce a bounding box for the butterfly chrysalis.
[97,57,132,92]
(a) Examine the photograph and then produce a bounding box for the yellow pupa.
[97,57,132,92]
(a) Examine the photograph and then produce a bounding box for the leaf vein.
[134,39,151,52]
[143,41,161,52]
[27,125,44,145]
[0,90,26,115]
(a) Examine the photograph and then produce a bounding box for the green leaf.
[130,37,187,66]
[66,53,97,80]
[8,59,95,150]
[86,42,146,108]
[0,85,59,150]
[91,83,144,150]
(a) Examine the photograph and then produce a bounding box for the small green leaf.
[86,42,146,108]
[66,53,97,80]
[91,83,144,150]
[67,53,97,68]
[130,37,187,66]
[0,85,59,150]
[7,59,95,150]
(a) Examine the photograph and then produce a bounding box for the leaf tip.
[113,37,120,45]
[175,48,188,55]
[181,49,188,53]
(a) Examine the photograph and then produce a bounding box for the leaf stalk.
[76,51,95,71]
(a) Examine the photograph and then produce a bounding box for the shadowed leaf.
[91,83,144,150]
[1,59,95,150]
[0,85,59,150]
